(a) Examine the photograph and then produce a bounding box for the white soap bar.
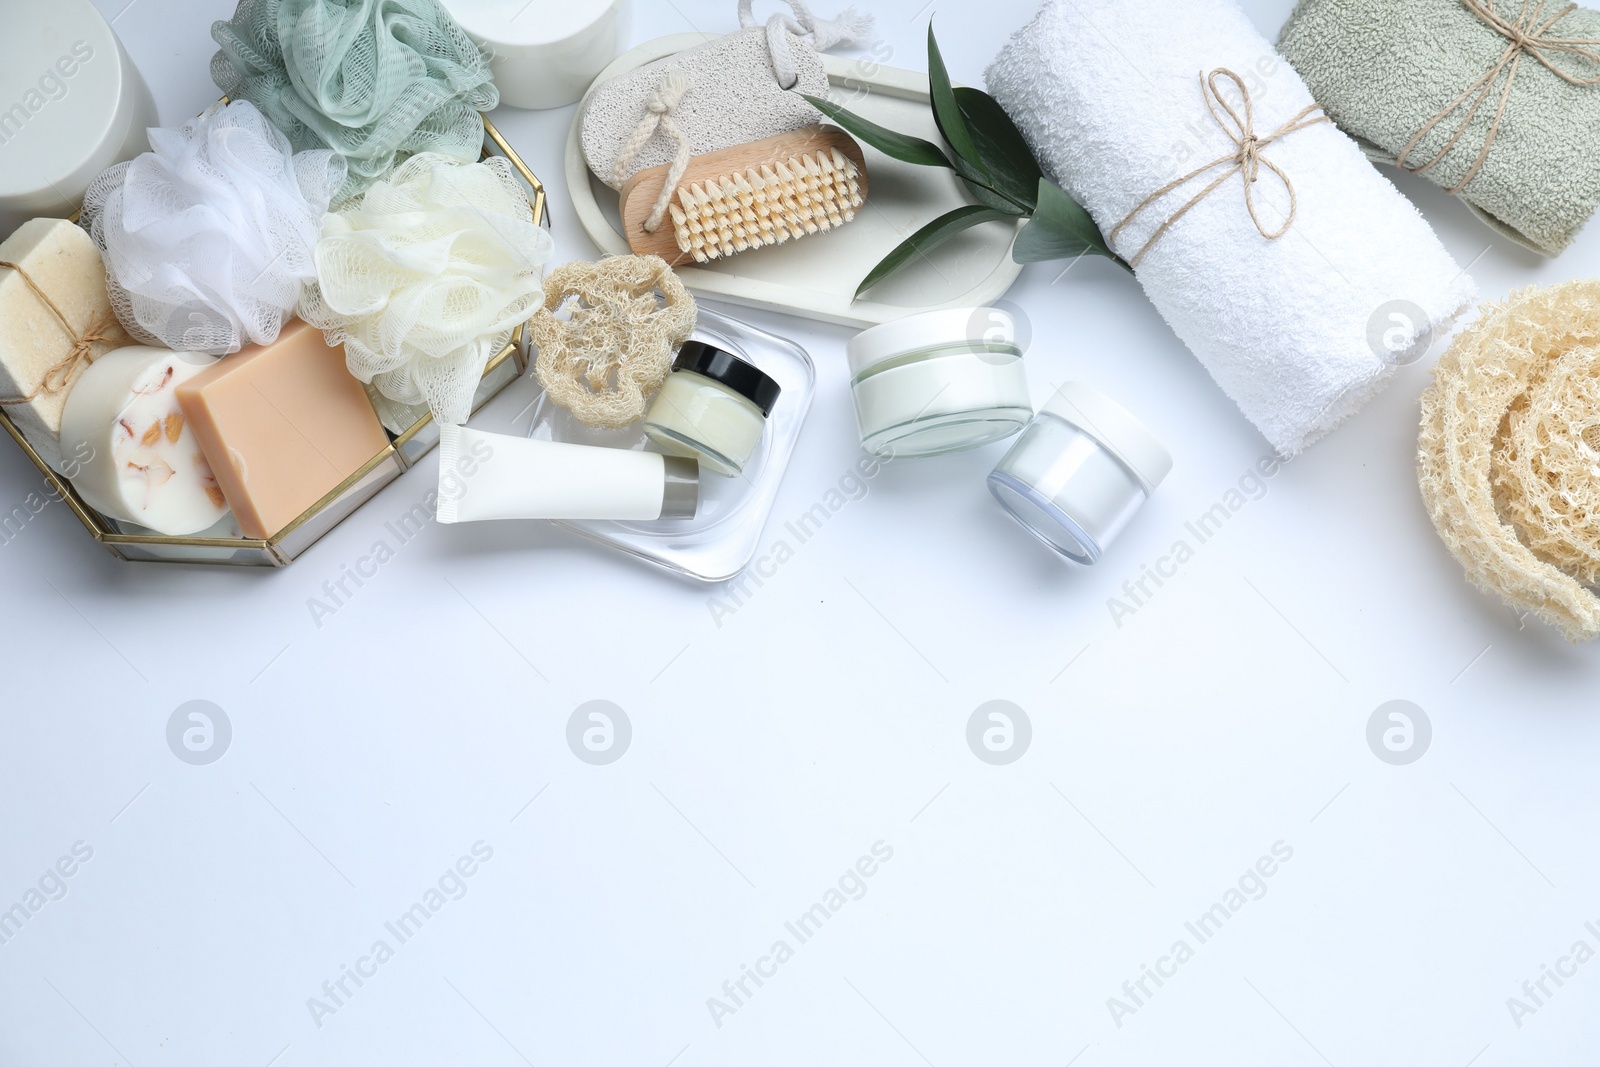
[0,218,120,470]
[59,346,229,536]
[440,0,626,109]
[0,0,157,236]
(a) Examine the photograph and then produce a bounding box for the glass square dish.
[524,306,815,581]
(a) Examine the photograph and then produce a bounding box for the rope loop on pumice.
[611,70,692,232]
[616,3,873,233]
[1110,68,1328,268]
[1397,0,1600,193]
[738,0,875,89]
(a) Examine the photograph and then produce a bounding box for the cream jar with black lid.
[644,341,781,477]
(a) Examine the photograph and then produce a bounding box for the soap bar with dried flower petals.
[58,346,229,535]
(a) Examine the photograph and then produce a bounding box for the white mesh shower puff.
[79,100,345,356]
[299,153,553,427]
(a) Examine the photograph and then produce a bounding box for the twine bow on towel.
[1111,69,1328,268]
[0,261,122,406]
[1397,0,1600,194]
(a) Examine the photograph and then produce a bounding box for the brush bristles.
[667,147,863,263]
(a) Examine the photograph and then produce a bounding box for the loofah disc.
[1418,281,1600,640]
[529,256,697,428]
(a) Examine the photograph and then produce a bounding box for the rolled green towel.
[1279,0,1600,256]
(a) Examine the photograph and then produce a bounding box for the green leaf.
[960,174,1026,216]
[1012,178,1128,270]
[857,205,1013,297]
[802,94,954,170]
[953,87,1042,210]
[927,24,986,179]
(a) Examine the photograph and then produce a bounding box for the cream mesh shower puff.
[211,0,497,199]
[299,153,552,427]
[79,100,345,355]
[1418,281,1600,641]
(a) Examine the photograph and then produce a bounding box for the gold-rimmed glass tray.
[0,113,547,567]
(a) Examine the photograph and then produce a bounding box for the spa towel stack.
[986,0,1477,456]
[1279,0,1600,256]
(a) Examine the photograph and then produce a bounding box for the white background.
[3,0,1598,1064]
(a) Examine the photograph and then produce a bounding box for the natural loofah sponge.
[1418,281,1600,640]
[79,99,345,356]
[211,0,497,199]
[298,153,552,428]
[528,256,697,428]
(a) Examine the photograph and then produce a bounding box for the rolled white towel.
[985,0,1477,456]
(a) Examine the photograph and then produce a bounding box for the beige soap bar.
[0,218,121,470]
[175,318,390,539]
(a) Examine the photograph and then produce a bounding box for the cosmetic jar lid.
[846,307,1021,379]
[1044,383,1173,493]
[672,341,782,417]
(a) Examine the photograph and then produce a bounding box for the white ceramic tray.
[566,33,1025,328]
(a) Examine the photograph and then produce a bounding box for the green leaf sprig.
[804,25,1129,299]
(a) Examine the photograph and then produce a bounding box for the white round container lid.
[0,0,139,212]
[440,0,622,46]
[847,306,1020,379]
[1044,382,1173,493]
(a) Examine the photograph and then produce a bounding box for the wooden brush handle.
[618,125,870,264]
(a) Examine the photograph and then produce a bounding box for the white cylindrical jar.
[987,382,1172,564]
[846,307,1032,458]
[439,0,628,110]
[643,341,780,477]
[0,0,157,237]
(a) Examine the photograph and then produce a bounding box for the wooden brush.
[619,125,868,265]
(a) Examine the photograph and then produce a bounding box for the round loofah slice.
[1418,281,1600,641]
[529,256,697,428]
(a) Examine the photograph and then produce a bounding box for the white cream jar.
[988,382,1172,564]
[644,342,781,477]
[846,307,1032,458]
[0,0,157,236]
[439,0,627,110]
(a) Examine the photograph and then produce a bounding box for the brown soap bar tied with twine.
[0,220,126,471]
[1280,0,1600,256]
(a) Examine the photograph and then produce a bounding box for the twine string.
[612,70,692,234]
[1397,0,1600,194]
[1111,69,1328,269]
[0,260,123,406]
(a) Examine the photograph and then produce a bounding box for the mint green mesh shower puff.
[210,0,498,199]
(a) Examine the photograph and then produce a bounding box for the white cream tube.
[436,424,699,523]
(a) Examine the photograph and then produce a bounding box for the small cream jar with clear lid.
[644,341,781,476]
[847,307,1032,457]
[988,382,1172,564]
